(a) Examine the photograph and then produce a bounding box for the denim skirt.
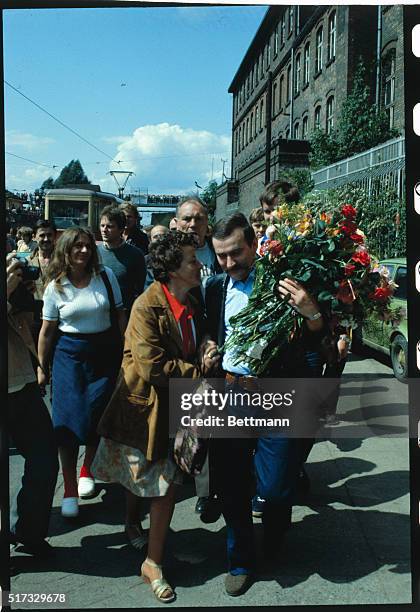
[51,329,120,446]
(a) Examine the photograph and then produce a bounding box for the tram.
[44,186,123,239]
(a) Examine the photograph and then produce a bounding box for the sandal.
[140,557,175,603]
[125,525,148,551]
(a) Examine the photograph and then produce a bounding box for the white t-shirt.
[42,266,123,334]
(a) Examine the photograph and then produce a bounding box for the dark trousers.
[255,436,305,538]
[9,383,59,545]
[212,438,256,573]
[213,435,307,572]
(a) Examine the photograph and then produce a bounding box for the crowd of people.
[7,181,349,600]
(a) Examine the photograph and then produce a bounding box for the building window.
[285,128,290,139]
[265,44,270,69]
[288,7,294,34]
[274,28,279,55]
[327,11,336,62]
[302,115,309,139]
[242,122,246,148]
[260,99,265,130]
[238,126,242,151]
[279,74,284,109]
[382,48,396,128]
[246,118,250,144]
[255,106,259,136]
[314,105,321,130]
[304,42,310,85]
[268,37,271,66]
[280,14,286,46]
[272,82,278,117]
[293,122,300,139]
[315,27,323,73]
[235,130,238,155]
[286,64,292,103]
[246,75,250,95]
[294,53,301,94]
[326,96,334,134]
[260,53,264,78]
[255,62,258,87]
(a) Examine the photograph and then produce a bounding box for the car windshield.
[393,267,407,300]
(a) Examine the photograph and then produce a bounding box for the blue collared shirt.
[222,268,256,376]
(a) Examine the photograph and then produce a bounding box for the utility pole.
[221,158,227,182]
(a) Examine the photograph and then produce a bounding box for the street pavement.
[9,351,411,608]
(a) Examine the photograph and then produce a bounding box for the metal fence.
[310,137,406,259]
[312,136,405,200]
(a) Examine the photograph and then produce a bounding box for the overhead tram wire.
[5,80,120,165]
[5,151,58,169]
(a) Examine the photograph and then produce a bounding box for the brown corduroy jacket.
[97,281,205,461]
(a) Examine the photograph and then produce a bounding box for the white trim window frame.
[316,26,323,73]
[327,11,336,62]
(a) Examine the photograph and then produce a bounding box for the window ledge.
[302,82,309,91]
[294,90,300,100]
[314,69,322,80]
[326,57,335,68]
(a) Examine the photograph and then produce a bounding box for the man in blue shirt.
[206,212,326,596]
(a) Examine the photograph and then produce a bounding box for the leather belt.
[225,372,260,392]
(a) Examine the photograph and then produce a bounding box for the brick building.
[216,5,404,219]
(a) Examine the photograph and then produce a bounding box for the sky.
[4,5,268,196]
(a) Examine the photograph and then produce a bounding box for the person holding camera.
[7,255,59,558]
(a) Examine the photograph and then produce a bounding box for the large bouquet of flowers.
[222,202,405,375]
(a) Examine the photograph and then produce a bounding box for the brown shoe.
[224,573,253,596]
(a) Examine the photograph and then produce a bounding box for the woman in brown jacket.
[92,231,218,603]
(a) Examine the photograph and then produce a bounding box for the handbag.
[173,380,211,476]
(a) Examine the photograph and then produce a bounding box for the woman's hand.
[37,366,49,396]
[201,340,221,375]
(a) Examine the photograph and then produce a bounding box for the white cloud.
[6,165,58,192]
[107,122,231,194]
[6,130,55,150]
[102,135,130,144]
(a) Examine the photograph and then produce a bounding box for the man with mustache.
[206,212,327,596]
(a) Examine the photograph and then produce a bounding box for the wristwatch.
[305,311,322,321]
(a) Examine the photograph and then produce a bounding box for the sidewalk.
[10,354,411,607]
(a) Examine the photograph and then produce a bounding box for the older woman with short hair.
[92,231,218,603]
[37,227,125,519]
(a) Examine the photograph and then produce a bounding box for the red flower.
[344,263,356,276]
[342,204,357,220]
[336,279,355,304]
[261,240,272,255]
[350,232,364,244]
[339,221,357,236]
[369,286,393,302]
[268,240,283,256]
[352,250,371,267]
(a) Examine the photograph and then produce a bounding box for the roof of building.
[228,6,278,93]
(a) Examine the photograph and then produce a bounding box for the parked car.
[353,257,407,382]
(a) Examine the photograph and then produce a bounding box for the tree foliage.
[200,180,218,223]
[278,167,314,197]
[40,159,90,191]
[310,60,399,170]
